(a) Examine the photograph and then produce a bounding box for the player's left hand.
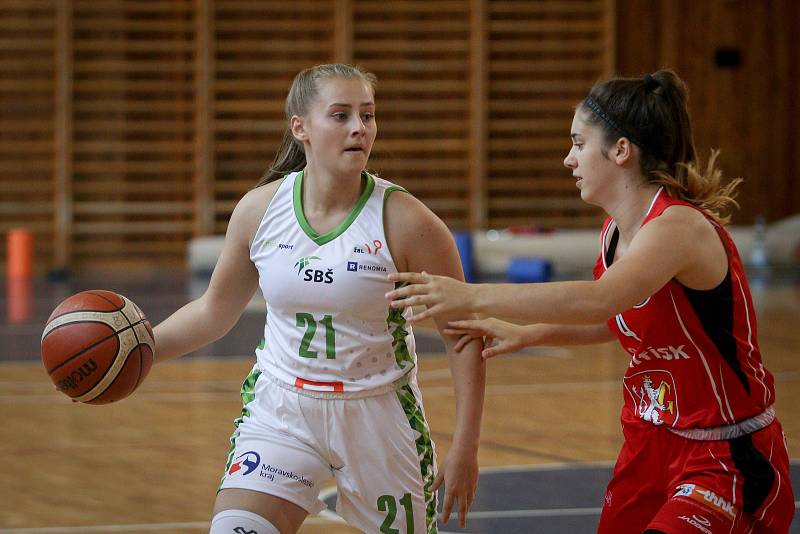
[386,272,475,323]
[446,317,529,360]
[430,442,479,528]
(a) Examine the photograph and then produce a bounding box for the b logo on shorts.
[228,451,261,476]
[673,482,737,520]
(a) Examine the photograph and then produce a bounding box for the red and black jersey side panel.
[634,192,774,414]
[679,226,762,401]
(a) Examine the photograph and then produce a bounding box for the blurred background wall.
[0,0,797,274]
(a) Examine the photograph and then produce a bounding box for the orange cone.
[7,229,33,323]
[7,228,33,279]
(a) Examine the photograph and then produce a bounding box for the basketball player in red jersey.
[387,70,794,533]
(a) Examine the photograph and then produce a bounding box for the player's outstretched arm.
[445,320,616,359]
[153,186,273,363]
[387,205,711,326]
[385,191,486,529]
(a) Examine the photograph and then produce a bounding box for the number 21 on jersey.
[295,312,337,359]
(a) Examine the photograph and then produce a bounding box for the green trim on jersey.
[396,384,438,534]
[293,170,376,246]
[387,282,415,371]
[220,366,262,488]
[383,184,408,202]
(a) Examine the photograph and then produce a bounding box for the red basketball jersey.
[594,189,775,431]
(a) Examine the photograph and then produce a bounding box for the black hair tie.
[583,96,646,151]
[643,73,661,92]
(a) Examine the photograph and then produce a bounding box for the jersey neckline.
[601,186,664,270]
[292,169,375,246]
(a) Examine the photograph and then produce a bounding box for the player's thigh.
[598,432,666,534]
[597,477,664,534]
[219,377,334,521]
[648,423,794,534]
[333,383,438,533]
[214,488,308,534]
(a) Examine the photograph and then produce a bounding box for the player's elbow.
[581,304,615,324]
[582,283,620,323]
[197,293,241,341]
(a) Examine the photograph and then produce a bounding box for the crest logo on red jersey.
[624,370,679,426]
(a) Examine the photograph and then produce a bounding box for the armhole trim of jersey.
[248,175,290,257]
[383,184,408,203]
[381,184,408,273]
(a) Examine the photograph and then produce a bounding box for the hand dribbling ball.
[41,290,155,404]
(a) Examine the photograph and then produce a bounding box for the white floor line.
[467,506,603,518]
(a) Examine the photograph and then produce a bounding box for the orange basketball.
[41,290,155,404]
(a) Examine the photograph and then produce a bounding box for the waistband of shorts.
[667,406,775,440]
[259,367,415,400]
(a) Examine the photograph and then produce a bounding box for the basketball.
[41,290,155,404]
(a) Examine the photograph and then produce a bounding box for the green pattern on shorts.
[397,384,438,533]
[220,366,262,487]
[387,283,415,371]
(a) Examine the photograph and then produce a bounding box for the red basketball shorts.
[598,420,794,533]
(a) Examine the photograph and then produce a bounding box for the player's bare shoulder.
[229,178,284,245]
[383,187,456,273]
[384,188,447,239]
[238,179,283,221]
[383,191,447,245]
[659,204,719,242]
[656,203,728,287]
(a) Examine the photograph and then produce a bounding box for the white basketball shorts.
[219,365,439,533]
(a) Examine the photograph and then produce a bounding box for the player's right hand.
[444,318,528,359]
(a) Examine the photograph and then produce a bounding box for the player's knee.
[210,509,280,534]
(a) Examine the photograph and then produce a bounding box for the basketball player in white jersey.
[152,64,486,534]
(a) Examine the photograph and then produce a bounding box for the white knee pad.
[210,509,280,534]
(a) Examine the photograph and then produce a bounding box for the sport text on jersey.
[259,239,294,251]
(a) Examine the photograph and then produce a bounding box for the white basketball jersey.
[250,170,417,396]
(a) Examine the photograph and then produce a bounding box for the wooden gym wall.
[615,0,800,227]
[0,0,614,273]
[2,1,796,274]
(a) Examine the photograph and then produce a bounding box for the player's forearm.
[447,337,486,449]
[473,281,613,325]
[153,297,237,363]
[523,323,615,347]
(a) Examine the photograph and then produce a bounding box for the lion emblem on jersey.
[623,370,679,426]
